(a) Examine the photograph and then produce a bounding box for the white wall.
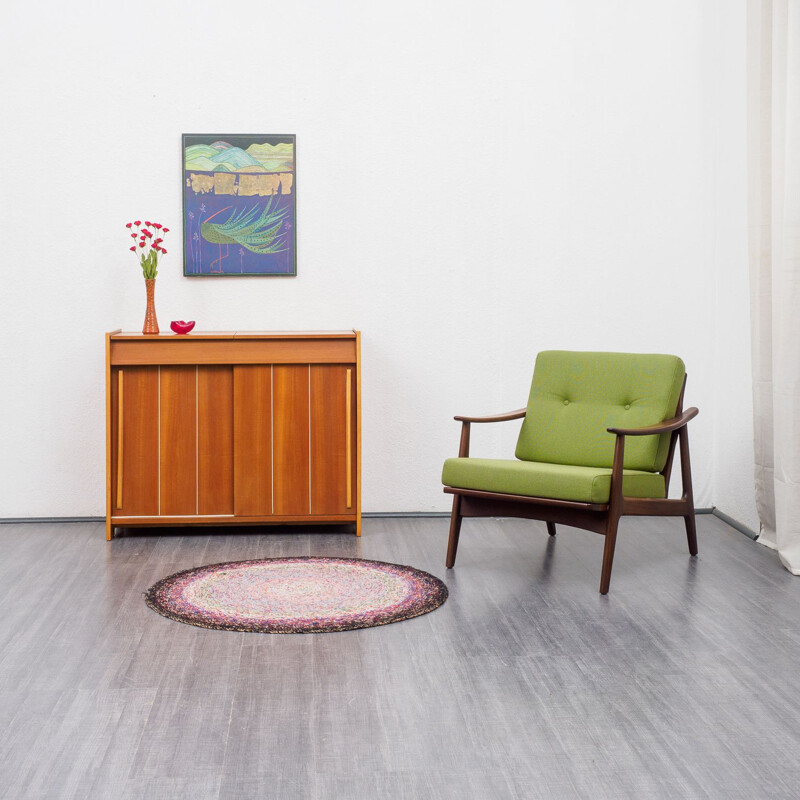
[0,0,756,520]
[706,3,760,532]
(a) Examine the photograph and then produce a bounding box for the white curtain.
[748,0,800,574]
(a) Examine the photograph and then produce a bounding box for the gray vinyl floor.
[1,515,799,799]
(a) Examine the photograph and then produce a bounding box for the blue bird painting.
[201,195,289,273]
[183,134,296,276]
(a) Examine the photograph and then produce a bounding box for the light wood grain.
[109,513,358,526]
[116,370,123,509]
[355,330,362,536]
[110,338,356,366]
[272,365,310,515]
[105,331,120,540]
[232,331,358,339]
[110,330,357,340]
[346,368,352,508]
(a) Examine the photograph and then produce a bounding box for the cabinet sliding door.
[159,366,196,515]
[310,365,355,515]
[158,365,235,517]
[273,365,310,515]
[233,365,272,516]
[111,366,159,517]
[198,366,234,516]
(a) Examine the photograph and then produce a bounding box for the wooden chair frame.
[444,380,699,594]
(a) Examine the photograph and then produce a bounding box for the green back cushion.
[515,351,685,472]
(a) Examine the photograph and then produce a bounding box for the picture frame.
[182,133,296,276]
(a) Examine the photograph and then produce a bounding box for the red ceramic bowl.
[170,320,196,335]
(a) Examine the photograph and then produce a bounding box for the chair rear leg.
[546,522,557,536]
[599,518,620,595]
[445,495,463,568]
[684,513,698,556]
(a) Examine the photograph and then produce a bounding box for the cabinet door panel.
[273,365,310,515]
[112,366,159,516]
[160,366,197,515]
[233,365,272,516]
[310,365,354,514]
[198,366,234,516]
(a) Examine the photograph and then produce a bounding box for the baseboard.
[711,508,758,540]
[373,508,716,520]
[0,512,455,525]
[0,508,755,538]
[0,508,720,524]
[363,512,451,518]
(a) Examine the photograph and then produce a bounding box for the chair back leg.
[546,522,557,536]
[446,495,463,568]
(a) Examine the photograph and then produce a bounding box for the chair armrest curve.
[454,408,527,423]
[607,407,698,436]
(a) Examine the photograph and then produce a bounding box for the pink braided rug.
[144,557,448,633]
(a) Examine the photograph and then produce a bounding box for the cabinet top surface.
[109,330,358,341]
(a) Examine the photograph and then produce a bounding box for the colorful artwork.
[182,134,296,276]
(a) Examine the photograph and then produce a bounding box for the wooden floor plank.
[0,517,799,799]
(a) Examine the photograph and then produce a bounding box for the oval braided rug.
[144,556,448,633]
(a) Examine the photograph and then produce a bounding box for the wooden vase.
[143,278,159,335]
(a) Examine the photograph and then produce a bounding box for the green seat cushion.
[515,351,685,472]
[442,457,665,504]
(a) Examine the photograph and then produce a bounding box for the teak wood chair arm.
[607,407,698,437]
[453,408,526,458]
[454,408,527,423]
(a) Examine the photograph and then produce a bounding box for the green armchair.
[441,351,699,593]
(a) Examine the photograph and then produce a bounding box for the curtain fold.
[748,0,800,574]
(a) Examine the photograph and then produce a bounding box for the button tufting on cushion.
[515,351,685,471]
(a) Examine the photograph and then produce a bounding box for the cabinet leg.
[106,519,113,541]
[355,515,362,537]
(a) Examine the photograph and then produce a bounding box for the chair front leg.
[600,433,626,594]
[679,425,698,556]
[446,420,471,568]
[446,495,463,568]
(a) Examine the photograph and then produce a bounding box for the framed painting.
[182,134,296,276]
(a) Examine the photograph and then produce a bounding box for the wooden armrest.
[607,407,698,436]
[454,408,526,423]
